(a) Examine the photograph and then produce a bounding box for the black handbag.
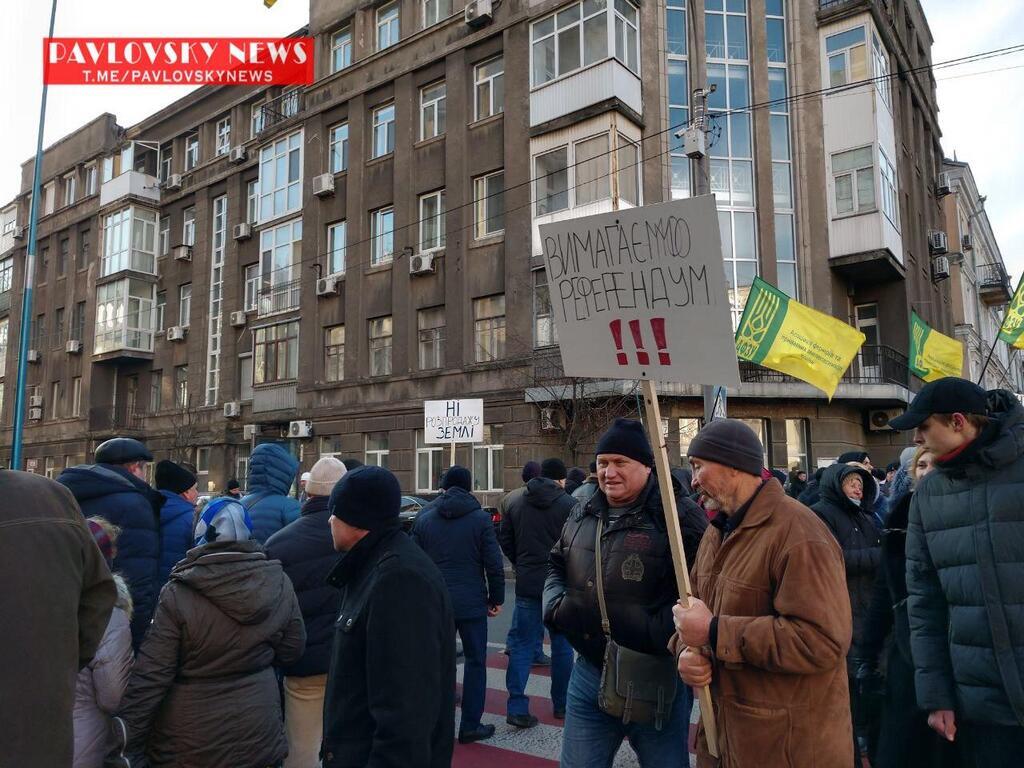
[594,516,678,730]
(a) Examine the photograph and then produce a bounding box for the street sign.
[539,196,740,386]
[424,399,484,444]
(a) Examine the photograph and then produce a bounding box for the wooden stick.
[641,378,719,758]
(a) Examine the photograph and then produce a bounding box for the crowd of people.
[1,375,1023,767]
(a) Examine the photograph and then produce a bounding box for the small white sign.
[539,196,740,386]
[424,399,484,444]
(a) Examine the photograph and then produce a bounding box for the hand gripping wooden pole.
[641,378,719,758]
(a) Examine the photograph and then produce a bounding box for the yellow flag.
[909,311,964,382]
[736,277,865,399]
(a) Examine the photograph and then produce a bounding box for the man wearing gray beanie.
[672,418,854,766]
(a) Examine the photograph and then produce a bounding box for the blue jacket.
[411,487,505,621]
[158,490,195,584]
[58,463,164,649]
[242,443,301,543]
[265,495,341,677]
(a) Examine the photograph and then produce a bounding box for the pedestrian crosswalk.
[453,644,698,768]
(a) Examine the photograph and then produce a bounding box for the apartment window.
[182,207,196,247]
[54,307,65,346]
[871,32,891,108]
[612,0,639,73]
[247,180,258,224]
[44,457,56,479]
[253,320,300,384]
[371,207,395,266]
[158,216,169,256]
[159,145,172,182]
[251,102,265,137]
[258,219,303,315]
[0,317,7,367]
[184,133,199,170]
[216,117,231,156]
[94,279,156,354]
[533,269,556,347]
[473,171,505,238]
[419,191,446,252]
[102,156,115,183]
[50,381,62,420]
[369,316,393,376]
[879,148,899,227]
[372,104,396,158]
[785,418,809,472]
[71,302,86,341]
[327,221,347,275]
[706,0,748,60]
[195,447,211,476]
[325,325,345,382]
[423,0,452,27]
[473,425,504,492]
[257,130,303,222]
[679,417,702,460]
[32,314,46,350]
[174,365,189,408]
[244,264,260,312]
[377,1,400,50]
[420,81,446,140]
[43,182,55,215]
[71,377,82,417]
[80,229,91,267]
[474,56,504,120]
[38,247,49,283]
[827,26,867,88]
[149,371,162,412]
[84,163,97,196]
[0,258,11,293]
[474,294,506,362]
[101,207,157,276]
[331,26,352,72]
[833,146,875,215]
[178,284,192,327]
[535,148,569,215]
[365,433,390,468]
[63,172,76,207]
[58,238,69,277]
[575,134,611,205]
[417,307,445,370]
[531,0,639,87]
[329,123,349,173]
[415,431,444,492]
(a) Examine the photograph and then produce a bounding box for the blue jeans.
[560,656,690,768]
[506,596,573,716]
[457,617,488,732]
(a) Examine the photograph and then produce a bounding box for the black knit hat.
[154,460,197,494]
[838,451,869,465]
[541,458,567,480]
[522,461,541,482]
[596,418,654,467]
[441,465,472,492]
[329,465,401,531]
[687,419,764,477]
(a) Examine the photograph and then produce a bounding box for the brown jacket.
[682,480,853,768]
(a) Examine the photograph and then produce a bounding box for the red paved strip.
[485,652,552,677]
[453,741,559,768]
[456,683,564,727]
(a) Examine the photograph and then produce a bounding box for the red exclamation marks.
[628,319,650,365]
[650,318,671,365]
[609,319,628,366]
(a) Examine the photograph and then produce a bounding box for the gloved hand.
[851,657,884,699]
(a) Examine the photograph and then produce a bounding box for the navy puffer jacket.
[58,463,164,649]
[907,389,1024,726]
[242,443,301,543]
[411,487,505,621]
[157,490,194,584]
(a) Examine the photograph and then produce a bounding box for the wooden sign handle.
[640,378,719,758]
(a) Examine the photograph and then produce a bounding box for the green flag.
[909,311,964,382]
[998,277,1024,349]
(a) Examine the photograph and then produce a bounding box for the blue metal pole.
[11,0,58,470]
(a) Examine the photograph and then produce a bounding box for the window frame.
[377,1,400,50]
[533,268,557,348]
[417,306,446,370]
[244,264,260,313]
[423,0,452,28]
[253,320,300,385]
[419,81,447,141]
[473,170,505,239]
[329,123,349,173]
[327,220,347,276]
[832,145,876,217]
[472,425,505,492]
[474,56,505,121]
[178,283,192,328]
[215,117,232,156]
[324,324,346,382]
[418,190,446,253]
[63,172,76,207]
[415,429,445,492]
[371,104,396,159]
[371,207,396,266]
[331,26,353,72]
[83,163,97,196]
[257,129,303,224]
[365,432,390,468]
[473,294,506,363]
[368,316,394,377]
[184,132,200,170]
[826,25,867,89]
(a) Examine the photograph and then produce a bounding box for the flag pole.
[980,275,1024,385]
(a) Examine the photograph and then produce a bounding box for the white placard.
[424,399,484,444]
[539,196,740,386]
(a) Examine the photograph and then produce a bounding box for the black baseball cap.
[888,377,988,431]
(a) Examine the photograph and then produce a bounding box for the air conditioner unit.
[935,172,952,198]
[928,231,949,255]
[289,420,313,439]
[961,233,973,251]
[12,225,25,240]
[29,395,44,408]
[173,245,192,262]
[28,407,43,421]
[465,0,493,28]
[164,173,183,191]
[233,222,252,241]
[682,127,706,159]
[312,173,335,198]
[167,325,187,341]
[229,145,247,164]
[65,339,82,354]
[867,408,902,432]
[409,252,436,276]
[316,276,341,296]
[932,255,951,282]
[243,424,261,440]
[540,407,563,431]
[223,401,241,419]
[26,349,40,363]
[229,310,247,327]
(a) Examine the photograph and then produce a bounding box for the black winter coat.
[411,487,505,621]
[812,463,881,668]
[58,463,165,649]
[323,525,455,768]
[499,477,576,599]
[859,490,913,666]
[543,475,706,668]
[265,495,342,677]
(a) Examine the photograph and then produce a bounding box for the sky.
[1,0,1022,276]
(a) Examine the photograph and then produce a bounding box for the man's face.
[182,485,199,504]
[841,473,864,502]
[329,514,367,552]
[913,414,973,455]
[229,488,242,497]
[797,471,807,482]
[127,461,148,480]
[597,454,651,506]
[689,458,736,513]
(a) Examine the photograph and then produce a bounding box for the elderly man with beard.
[672,419,854,767]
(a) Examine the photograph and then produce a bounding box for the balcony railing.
[255,90,304,135]
[977,262,1013,305]
[89,404,145,433]
[258,278,301,317]
[739,345,909,388]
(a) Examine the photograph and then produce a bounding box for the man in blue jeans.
[498,458,576,727]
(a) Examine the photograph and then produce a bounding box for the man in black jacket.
[544,419,702,766]
[322,466,455,768]
[499,457,576,727]
[265,456,347,768]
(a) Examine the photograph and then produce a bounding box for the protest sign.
[423,399,484,444]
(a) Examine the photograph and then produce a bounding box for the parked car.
[398,494,502,534]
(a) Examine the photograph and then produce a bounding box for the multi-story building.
[0,0,967,491]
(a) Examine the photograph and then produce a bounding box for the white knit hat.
[305,457,347,497]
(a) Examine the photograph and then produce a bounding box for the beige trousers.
[283,673,327,768]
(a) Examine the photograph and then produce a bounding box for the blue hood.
[159,489,195,525]
[434,487,482,519]
[247,443,299,495]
